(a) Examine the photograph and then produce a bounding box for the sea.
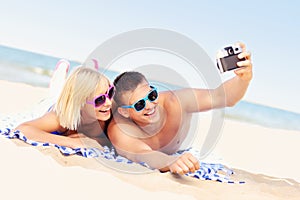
[1,45,300,132]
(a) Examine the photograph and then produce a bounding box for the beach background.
[1,1,300,199]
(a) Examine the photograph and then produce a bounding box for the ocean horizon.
[1,44,300,132]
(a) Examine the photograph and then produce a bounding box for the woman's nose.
[104,97,113,107]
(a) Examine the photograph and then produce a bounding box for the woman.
[15,65,114,149]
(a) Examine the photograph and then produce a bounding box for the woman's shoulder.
[43,110,60,121]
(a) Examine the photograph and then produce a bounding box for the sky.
[0,0,299,113]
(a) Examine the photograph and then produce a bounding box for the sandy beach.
[1,79,300,200]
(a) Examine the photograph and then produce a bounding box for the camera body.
[216,44,245,73]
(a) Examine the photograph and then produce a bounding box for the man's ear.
[117,107,130,118]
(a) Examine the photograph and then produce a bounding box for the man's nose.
[144,100,154,110]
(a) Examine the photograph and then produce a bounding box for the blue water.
[225,101,300,131]
[1,45,300,131]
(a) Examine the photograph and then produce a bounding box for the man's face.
[122,80,160,126]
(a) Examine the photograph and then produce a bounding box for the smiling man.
[108,43,252,174]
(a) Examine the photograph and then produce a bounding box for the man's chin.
[146,109,160,124]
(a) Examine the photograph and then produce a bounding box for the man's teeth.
[145,109,155,115]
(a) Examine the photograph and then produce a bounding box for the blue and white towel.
[0,112,244,184]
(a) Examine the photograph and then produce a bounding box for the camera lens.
[227,47,234,55]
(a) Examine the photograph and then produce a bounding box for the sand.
[1,80,300,200]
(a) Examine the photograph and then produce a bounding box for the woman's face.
[89,82,114,122]
[94,84,114,121]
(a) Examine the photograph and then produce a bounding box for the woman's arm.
[14,111,84,148]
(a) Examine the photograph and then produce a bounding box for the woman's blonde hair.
[54,67,109,130]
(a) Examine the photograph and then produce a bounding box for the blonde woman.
[15,66,114,149]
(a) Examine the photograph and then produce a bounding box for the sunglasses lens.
[148,89,158,101]
[108,87,115,99]
[134,100,146,111]
[94,95,106,107]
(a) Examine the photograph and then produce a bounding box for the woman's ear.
[117,107,130,118]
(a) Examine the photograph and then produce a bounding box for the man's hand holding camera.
[234,42,253,83]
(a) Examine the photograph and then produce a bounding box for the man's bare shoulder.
[159,90,182,110]
[159,90,177,101]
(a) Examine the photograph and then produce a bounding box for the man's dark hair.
[113,71,147,106]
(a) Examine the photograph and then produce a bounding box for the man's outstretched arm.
[177,42,253,113]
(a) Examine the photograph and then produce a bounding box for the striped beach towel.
[0,112,244,184]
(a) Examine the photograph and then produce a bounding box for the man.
[108,43,252,174]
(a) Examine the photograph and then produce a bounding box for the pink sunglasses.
[86,85,115,108]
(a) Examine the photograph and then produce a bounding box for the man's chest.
[144,113,192,153]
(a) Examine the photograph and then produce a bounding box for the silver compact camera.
[216,44,245,73]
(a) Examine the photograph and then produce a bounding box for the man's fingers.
[169,153,201,175]
[176,159,189,174]
[237,60,252,68]
[182,159,195,173]
[189,156,200,170]
[170,166,182,174]
[180,153,200,173]
[170,159,189,175]
[170,165,185,175]
[185,153,200,172]
[236,42,246,51]
[238,51,251,60]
